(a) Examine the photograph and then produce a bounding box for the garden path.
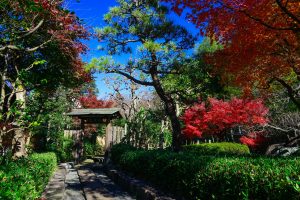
[42,161,135,200]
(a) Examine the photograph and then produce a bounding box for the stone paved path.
[77,162,134,200]
[42,161,135,200]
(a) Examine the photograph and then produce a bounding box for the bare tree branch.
[275,0,300,25]
[219,0,300,31]
[0,39,52,52]
[21,19,45,38]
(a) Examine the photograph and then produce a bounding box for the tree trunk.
[275,78,300,109]
[150,69,182,151]
[12,85,27,158]
[159,119,165,149]
[12,128,27,157]
[0,69,7,150]
[166,101,182,152]
[0,68,7,113]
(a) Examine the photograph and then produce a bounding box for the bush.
[0,152,57,200]
[183,142,250,156]
[57,136,74,162]
[83,137,104,157]
[110,143,136,164]
[111,144,300,199]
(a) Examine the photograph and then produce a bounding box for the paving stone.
[43,161,135,200]
[42,165,66,200]
[65,167,85,200]
[77,164,135,200]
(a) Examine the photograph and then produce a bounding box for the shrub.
[111,144,300,199]
[0,152,57,200]
[57,136,74,162]
[182,142,250,156]
[182,98,269,139]
[83,137,104,157]
[110,143,136,164]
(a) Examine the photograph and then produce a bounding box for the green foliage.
[27,88,75,162]
[162,38,226,104]
[83,139,103,157]
[55,136,74,162]
[92,0,195,82]
[83,132,104,157]
[0,153,57,200]
[124,108,172,148]
[111,144,300,199]
[110,143,137,164]
[196,37,223,54]
[183,142,250,156]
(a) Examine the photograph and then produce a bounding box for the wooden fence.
[105,125,126,149]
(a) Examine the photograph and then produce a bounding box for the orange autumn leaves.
[167,0,300,92]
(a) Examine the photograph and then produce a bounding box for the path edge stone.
[103,164,176,200]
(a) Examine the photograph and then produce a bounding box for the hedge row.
[182,142,250,156]
[111,144,300,200]
[0,153,57,200]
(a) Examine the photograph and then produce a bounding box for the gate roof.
[67,108,122,119]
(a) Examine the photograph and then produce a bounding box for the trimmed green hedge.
[183,142,250,156]
[0,153,57,200]
[111,144,300,199]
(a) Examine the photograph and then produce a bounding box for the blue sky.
[66,0,200,98]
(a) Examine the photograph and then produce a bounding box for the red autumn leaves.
[79,94,115,109]
[181,98,269,140]
[166,0,300,103]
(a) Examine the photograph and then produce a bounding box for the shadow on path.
[43,161,134,200]
[77,160,135,200]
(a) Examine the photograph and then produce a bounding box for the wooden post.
[105,122,112,150]
[111,126,114,146]
[116,127,120,143]
[72,119,84,164]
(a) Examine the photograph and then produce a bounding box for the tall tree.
[165,0,300,108]
[0,0,90,156]
[89,0,195,150]
[162,38,226,105]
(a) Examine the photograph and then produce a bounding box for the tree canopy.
[0,0,90,156]
[89,0,196,150]
[165,0,300,108]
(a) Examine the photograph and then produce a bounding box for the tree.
[124,107,172,149]
[104,72,156,122]
[165,0,300,108]
[181,98,269,139]
[0,0,90,156]
[79,94,115,108]
[89,0,195,150]
[26,87,75,161]
[162,38,226,105]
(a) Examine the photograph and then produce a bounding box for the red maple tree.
[166,0,300,107]
[240,132,268,149]
[181,98,269,139]
[32,0,91,83]
[79,94,115,108]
